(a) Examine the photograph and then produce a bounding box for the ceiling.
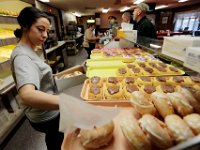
[42,0,200,16]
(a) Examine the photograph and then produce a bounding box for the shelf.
[0,109,24,144]
[0,75,15,96]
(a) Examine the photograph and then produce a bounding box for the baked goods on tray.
[165,114,195,144]
[150,92,174,118]
[183,113,200,135]
[167,92,194,117]
[139,114,173,149]
[90,76,103,87]
[104,85,123,100]
[88,85,103,100]
[78,121,114,149]
[130,91,156,115]
[106,77,119,87]
[120,115,151,150]
[116,68,129,77]
[124,84,139,99]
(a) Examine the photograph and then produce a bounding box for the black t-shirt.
[136,16,157,39]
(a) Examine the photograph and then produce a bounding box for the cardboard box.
[54,65,87,92]
[162,36,200,61]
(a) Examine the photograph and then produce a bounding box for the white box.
[54,65,87,92]
[162,37,200,61]
[117,30,137,43]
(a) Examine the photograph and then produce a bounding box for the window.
[174,11,200,31]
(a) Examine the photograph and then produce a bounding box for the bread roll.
[150,92,174,118]
[167,92,193,117]
[183,113,200,135]
[176,86,200,113]
[120,116,151,150]
[165,114,195,143]
[78,121,114,149]
[130,91,156,115]
[139,114,173,149]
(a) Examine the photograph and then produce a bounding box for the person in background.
[83,23,100,59]
[121,12,137,30]
[133,3,157,39]
[11,7,63,150]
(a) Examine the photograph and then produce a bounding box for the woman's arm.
[18,84,59,110]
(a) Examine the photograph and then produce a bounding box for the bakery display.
[183,113,200,135]
[120,116,151,150]
[156,84,175,93]
[106,77,119,87]
[142,85,156,95]
[167,92,194,117]
[165,114,195,143]
[139,114,173,149]
[150,92,174,118]
[78,121,114,149]
[130,91,156,115]
[123,77,135,85]
[117,68,129,76]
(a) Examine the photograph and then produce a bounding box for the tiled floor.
[2,48,88,150]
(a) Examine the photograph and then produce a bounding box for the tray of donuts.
[81,76,200,102]
[117,61,185,76]
[62,91,200,150]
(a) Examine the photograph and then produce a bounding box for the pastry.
[139,114,173,149]
[190,76,200,84]
[155,66,167,73]
[124,84,139,99]
[138,62,146,68]
[158,62,167,68]
[127,64,136,69]
[150,92,174,118]
[116,68,129,76]
[104,85,123,100]
[78,121,114,149]
[120,115,151,150]
[142,67,156,75]
[169,76,185,84]
[167,92,194,117]
[64,73,74,78]
[153,76,168,86]
[142,85,156,95]
[156,84,175,93]
[183,113,200,135]
[130,91,156,115]
[176,86,200,113]
[74,71,83,76]
[123,77,135,85]
[137,76,152,85]
[148,62,158,68]
[88,85,103,100]
[165,114,195,144]
[90,76,103,87]
[168,66,179,73]
[129,67,142,76]
[106,77,119,87]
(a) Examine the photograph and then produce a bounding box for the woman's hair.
[14,7,49,38]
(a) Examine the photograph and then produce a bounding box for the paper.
[59,93,121,135]
[121,22,133,31]
[184,47,200,73]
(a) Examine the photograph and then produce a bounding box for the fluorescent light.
[102,8,109,13]
[134,0,145,4]
[87,19,95,23]
[120,7,130,12]
[178,0,189,2]
[155,5,168,10]
[39,0,49,2]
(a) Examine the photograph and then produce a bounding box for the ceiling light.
[120,7,130,12]
[178,0,189,2]
[155,5,168,10]
[39,0,49,2]
[87,19,95,23]
[134,0,145,4]
[102,8,109,13]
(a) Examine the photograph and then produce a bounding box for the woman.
[11,7,63,150]
[83,23,99,59]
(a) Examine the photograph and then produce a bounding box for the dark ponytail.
[14,7,49,38]
[14,28,23,38]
